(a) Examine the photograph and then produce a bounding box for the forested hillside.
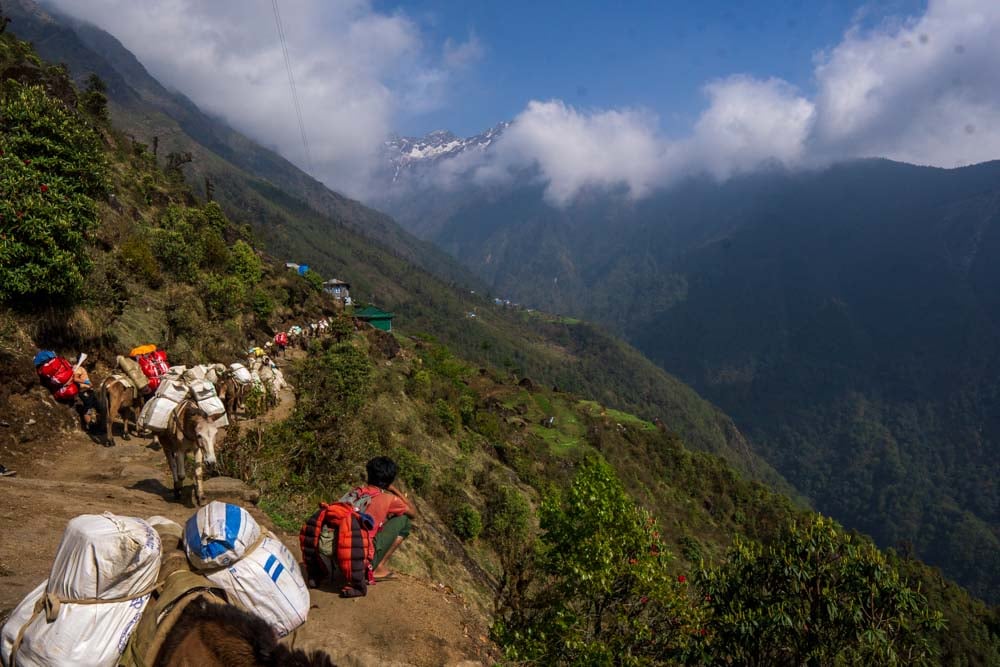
[1,24,998,665]
[381,149,1000,603]
[0,0,797,489]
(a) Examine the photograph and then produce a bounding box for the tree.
[0,83,108,303]
[697,515,945,666]
[495,457,705,665]
[79,73,108,119]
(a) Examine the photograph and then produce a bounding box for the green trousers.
[372,515,411,569]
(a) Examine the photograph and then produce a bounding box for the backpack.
[136,351,169,392]
[299,501,376,598]
[339,486,384,524]
[275,332,288,346]
[37,355,78,401]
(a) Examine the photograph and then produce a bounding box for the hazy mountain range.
[376,125,1000,603]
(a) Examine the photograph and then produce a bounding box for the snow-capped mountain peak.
[383,121,510,182]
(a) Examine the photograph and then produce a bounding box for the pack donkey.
[100,375,142,446]
[158,400,222,506]
[155,597,336,667]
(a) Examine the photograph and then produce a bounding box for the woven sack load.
[138,396,179,433]
[182,365,207,383]
[156,379,189,403]
[229,363,253,385]
[117,355,150,394]
[189,379,216,402]
[183,503,309,638]
[0,514,161,667]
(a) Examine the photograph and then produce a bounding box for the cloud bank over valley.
[49,0,1000,205]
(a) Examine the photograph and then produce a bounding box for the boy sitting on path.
[346,456,416,580]
[308,456,416,589]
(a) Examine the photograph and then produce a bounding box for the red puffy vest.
[37,357,78,400]
[135,350,169,391]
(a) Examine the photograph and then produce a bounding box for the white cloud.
[46,0,475,197]
[683,76,815,178]
[481,101,668,205]
[436,0,1000,205]
[811,0,1000,167]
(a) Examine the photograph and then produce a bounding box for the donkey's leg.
[162,441,183,500]
[105,397,115,447]
[173,448,187,500]
[193,448,205,507]
[122,400,131,441]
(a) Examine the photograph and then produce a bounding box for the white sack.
[156,379,189,403]
[229,363,252,385]
[189,379,217,402]
[197,396,226,418]
[0,514,160,667]
[204,533,309,638]
[184,502,261,571]
[182,365,207,383]
[138,395,178,432]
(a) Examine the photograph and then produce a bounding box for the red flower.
[640,596,649,604]
[23,159,31,165]
[16,211,24,219]
[40,184,48,193]
[628,558,638,565]
[677,575,687,583]
[699,628,707,636]
[704,594,712,602]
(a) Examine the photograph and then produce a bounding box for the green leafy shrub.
[406,369,431,398]
[251,288,275,320]
[459,394,476,427]
[119,235,161,287]
[78,73,108,119]
[229,239,263,287]
[392,446,431,494]
[451,503,482,541]
[494,457,705,665]
[435,398,460,434]
[302,268,323,291]
[698,515,945,666]
[0,82,107,303]
[484,484,531,553]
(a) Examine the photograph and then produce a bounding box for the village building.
[355,305,394,332]
[323,278,351,305]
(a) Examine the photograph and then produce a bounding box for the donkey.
[217,374,247,421]
[155,597,336,667]
[158,400,221,506]
[100,375,141,446]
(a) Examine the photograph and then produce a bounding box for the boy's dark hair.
[366,456,398,489]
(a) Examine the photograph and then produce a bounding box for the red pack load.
[275,332,288,346]
[34,351,78,401]
[132,346,169,392]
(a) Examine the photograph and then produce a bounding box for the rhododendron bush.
[0,82,107,302]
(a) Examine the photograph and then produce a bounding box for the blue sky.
[54,0,999,199]
[387,0,926,137]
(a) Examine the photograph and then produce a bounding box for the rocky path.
[0,370,491,666]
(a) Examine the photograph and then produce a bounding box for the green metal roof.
[355,306,393,319]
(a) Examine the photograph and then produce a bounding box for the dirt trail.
[0,369,492,666]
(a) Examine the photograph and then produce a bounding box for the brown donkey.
[100,375,141,446]
[154,597,336,667]
[158,400,221,506]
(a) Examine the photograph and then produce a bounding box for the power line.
[272,0,312,171]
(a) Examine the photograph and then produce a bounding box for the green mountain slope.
[381,157,1000,603]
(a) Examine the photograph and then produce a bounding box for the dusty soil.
[0,368,494,666]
